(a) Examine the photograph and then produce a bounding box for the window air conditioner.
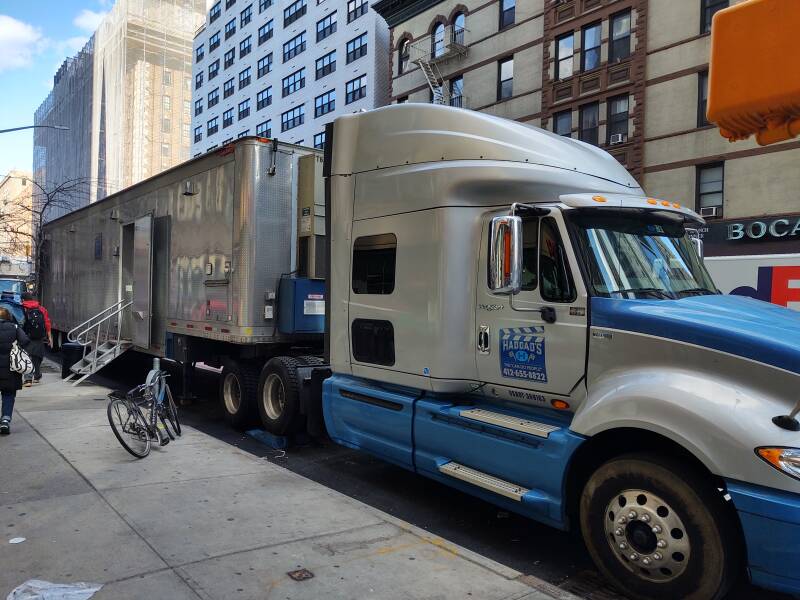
[699,206,719,217]
[609,133,625,145]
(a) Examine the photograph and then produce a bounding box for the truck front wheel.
[219,361,259,430]
[580,454,740,600]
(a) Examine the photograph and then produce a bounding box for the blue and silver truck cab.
[320,104,800,599]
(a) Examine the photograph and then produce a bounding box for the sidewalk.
[1,363,575,600]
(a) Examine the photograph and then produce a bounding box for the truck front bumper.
[726,479,800,595]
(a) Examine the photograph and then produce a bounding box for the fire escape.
[410,24,468,107]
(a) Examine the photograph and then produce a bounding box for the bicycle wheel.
[163,383,181,437]
[107,399,151,458]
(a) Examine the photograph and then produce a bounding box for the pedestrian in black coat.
[0,306,30,434]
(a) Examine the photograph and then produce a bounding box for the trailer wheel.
[580,454,739,600]
[257,356,302,436]
[219,361,259,430]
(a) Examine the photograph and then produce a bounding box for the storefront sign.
[726,217,800,241]
[697,214,800,256]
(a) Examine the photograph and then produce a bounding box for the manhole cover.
[287,568,314,582]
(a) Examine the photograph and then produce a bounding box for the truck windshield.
[570,209,717,300]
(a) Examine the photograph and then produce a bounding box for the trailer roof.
[329,104,641,190]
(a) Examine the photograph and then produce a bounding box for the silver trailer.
[41,138,326,425]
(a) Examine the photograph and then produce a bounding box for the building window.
[579,102,599,145]
[224,48,235,69]
[256,120,271,137]
[207,117,219,136]
[194,126,203,143]
[346,32,368,63]
[196,44,205,62]
[582,22,601,72]
[164,69,172,85]
[281,105,305,131]
[497,56,513,100]
[240,4,252,26]
[223,109,234,128]
[398,39,410,75]
[238,98,251,120]
[352,234,397,294]
[453,13,466,45]
[315,90,335,117]
[607,95,629,143]
[284,0,307,26]
[226,0,236,8]
[209,59,220,79]
[317,12,336,42]
[237,130,250,138]
[208,87,220,107]
[701,0,728,33]
[194,98,203,116]
[315,50,336,79]
[556,33,574,80]
[210,1,221,22]
[499,0,515,29]
[238,66,251,89]
[223,138,234,145]
[347,0,367,22]
[257,86,272,109]
[224,18,236,39]
[431,23,445,58]
[314,131,326,149]
[610,10,631,62]
[209,31,221,51]
[282,68,306,97]
[283,32,306,62]
[257,53,273,78]
[195,72,203,90]
[449,76,464,108]
[259,0,272,13]
[396,95,408,104]
[345,75,367,104]
[162,117,171,134]
[258,19,273,44]
[698,70,709,127]
[553,110,571,137]
[223,78,235,97]
[697,163,724,216]
[239,36,252,58]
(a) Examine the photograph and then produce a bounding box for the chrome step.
[439,461,530,501]
[459,408,560,438]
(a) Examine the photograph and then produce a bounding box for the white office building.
[191,0,389,153]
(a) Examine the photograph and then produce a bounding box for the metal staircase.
[65,299,133,386]
[410,24,469,106]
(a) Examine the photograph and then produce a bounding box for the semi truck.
[42,104,800,599]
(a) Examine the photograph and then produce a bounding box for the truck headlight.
[756,447,800,481]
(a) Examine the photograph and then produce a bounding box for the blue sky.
[0,1,116,177]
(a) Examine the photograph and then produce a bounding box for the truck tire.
[257,356,302,436]
[580,454,740,600]
[219,361,259,430]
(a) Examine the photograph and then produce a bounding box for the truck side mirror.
[488,215,522,295]
[687,229,704,258]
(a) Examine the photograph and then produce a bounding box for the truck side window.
[352,234,397,294]
[539,217,575,302]
[352,319,395,366]
[521,219,539,291]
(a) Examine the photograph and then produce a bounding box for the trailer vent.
[183,181,197,196]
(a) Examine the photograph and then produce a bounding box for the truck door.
[132,214,154,349]
[475,211,588,401]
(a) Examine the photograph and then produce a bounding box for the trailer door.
[132,214,154,348]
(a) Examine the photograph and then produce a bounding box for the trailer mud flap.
[322,374,418,470]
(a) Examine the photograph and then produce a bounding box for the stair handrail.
[67,299,131,344]
[69,299,132,385]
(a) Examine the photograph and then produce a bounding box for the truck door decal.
[499,327,547,382]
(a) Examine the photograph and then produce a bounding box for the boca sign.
[726,216,800,241]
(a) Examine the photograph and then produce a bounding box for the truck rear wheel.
[580,454,739,600]
[257,356,302,436]
[219,361,259,430]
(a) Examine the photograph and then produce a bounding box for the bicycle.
[107,367,181,458]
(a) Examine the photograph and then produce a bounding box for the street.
[82,353,786,600]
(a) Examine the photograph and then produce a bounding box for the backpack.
[9,327,34,375]
[24,307,46,340]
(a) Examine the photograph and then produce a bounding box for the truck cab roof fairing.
[329,104,641,190]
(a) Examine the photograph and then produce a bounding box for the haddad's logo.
[479,304,504,311]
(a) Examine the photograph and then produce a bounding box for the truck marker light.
[756,447,800,480]
[592,195,607,203]
[646,199,658,205]
[503,231,512,279]
[672,203,681,208]
[551,399,570,410]
[661,201,671,207]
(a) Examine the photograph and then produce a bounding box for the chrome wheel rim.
[223,373,241,415]
[263,373,285,421]
[604,489,691,582]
